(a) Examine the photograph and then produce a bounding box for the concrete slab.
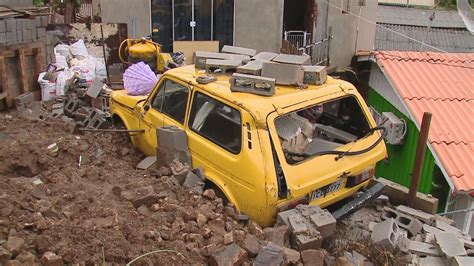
[261,62,304,85]
[252,52,278,61]
[435,232,467,258]
[136,156,157,170]
[418,256,445,266]
[309,210,336,239]
[237,60,264,76]
[86,79,103,98]
[408,240,440,256]
[371,218,399,248]
[452,256,474,266]
[221,45,257,57]
[396,205,435,224]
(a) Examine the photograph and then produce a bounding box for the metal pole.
[408,112,432,206]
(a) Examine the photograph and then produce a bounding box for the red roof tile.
[375,51,474,193]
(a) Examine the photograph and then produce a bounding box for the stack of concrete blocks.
[156,126,192,167]
[276,205,336,251]
[0,16,55,64]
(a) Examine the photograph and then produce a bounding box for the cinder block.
[302,65,327,85]
[276,208,299,226]
[0,32,5,44]
[0,20,6,33]
[41,16,49,27]
[14,92,35,110]
[309,210,336,239]
[86,78,103,98]
[31,27,37,40]
[27,19,35,30]
[237,60,263,76]
[22,29,31,42]
[16,30,22,43]
[205,59,242,74]
[156,146,191,167]
[156,126,189,152]
[382,207,423,236]
[35,17,42,27]
[194,51,233,69]
[396,205,434,224]
[261,62,304,85]
[288,214,308,235]
[452,256,474,266]
[6,31,16,43]
[252,52,278,61]
[37,27,46,38]
[408,240,440,256]
[229,73,276,96]
[371,218,399,248]
[6,19,16,32]
[221,45,257,57]
[293,233,322,251]
[435,232,467,259]
[272,53,311,65]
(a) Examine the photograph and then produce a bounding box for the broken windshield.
[274,96,371,164]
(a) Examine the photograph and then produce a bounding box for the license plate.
[309,180,343,201]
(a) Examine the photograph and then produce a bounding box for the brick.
[302,65,327,85]
[5,19,16,32]
[37,27,46,38]
[309,209,336,239]
[31,27,37,40]
[262,62,304,85]
[229,73,276,96]
[157,126,189,152]
[0,20,6,32]
[382,207,423,236]
[253,242,284,266]
[237,60,264,76]
[205,59,242,74]
[16,30,22,42]
[435,232,467,258]
[396,205,434,224]
[6,31,16,43]
[371,218,399,248]
[252,51,278,61]
[35,17,42,27]
[408,240,440,256]
[221,45,257,57]
[22,29,31,42]
[272,53,311,65]
[0,32,5,44]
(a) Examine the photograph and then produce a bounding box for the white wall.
[100,0,151,38]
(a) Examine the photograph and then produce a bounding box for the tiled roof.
[375,24,474,53]
[375,51,474,193]
[377,5,467,28]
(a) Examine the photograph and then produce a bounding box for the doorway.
[283,0,315,33]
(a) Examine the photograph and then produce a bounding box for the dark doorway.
[283,0,315,33]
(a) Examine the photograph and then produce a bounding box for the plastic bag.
[94,57,107,79]
[69,39,88,57]
[54,54,68,69]
[55,69,75,96]
[54,44,71,57]
[70,56,96,83]
[38,72,57,101]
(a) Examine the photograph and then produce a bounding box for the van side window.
[153,79,189,124]
[189,92,242,154]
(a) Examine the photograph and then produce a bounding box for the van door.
[185,90,267,224]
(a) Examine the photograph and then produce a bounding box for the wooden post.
[17,49,30,93]
[408,112,432,207]
[0,55,10,110]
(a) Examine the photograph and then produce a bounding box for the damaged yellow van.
[110,65,387,227]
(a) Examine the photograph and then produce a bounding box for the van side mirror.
[144,104,150,112]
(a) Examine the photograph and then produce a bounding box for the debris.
[241,234,261,257]
[435,232,467,259]
[282,247,300,265]
[40,252,63,266]
[136,156,157,170]
[396,205,435,225]
[253,242,284,266]
[223,232,234,245]
[210,243,248,266]
[263,225,290,248]
[371,218,399,248]
[301,249,326,266]
[382,207,423,236]
[0,247,12,264]
[309,209,336,239]
[3,237,25,257]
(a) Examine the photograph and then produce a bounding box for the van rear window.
[189,92,242,154]
[274,96,370,164]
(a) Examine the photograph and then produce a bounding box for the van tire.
[204,181,229,205]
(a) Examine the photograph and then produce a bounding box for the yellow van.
[110,65,387,227]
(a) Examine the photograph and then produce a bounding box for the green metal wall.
[367,88,436,194]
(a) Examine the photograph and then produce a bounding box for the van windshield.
[274,96,371,164]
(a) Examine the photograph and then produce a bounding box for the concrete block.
[370,177,438,214]
[229,73,275,96]
[0,32,5,44]
[183,171,203,188]
[237,60,263,76]
[6,31,16,43]
[302,65,327,85]
[205,59,242,74]
[396,205,434,224]
[16,30,22,43]
[27,19,35,30]
[41,16,49,27]
[382,207,423,236]
[418,256,446,266]
[309,209,336,239]
[293,233,322,251]
[157,126,189,152]
[221,45,257,57]
[288,214,308,235]
[31,27,37,40]
[156,147,191,168]
[5,19,16,32]
[435,220,464,237]
[194,51,233,69]
[423,224,444,235]
[435,232,467,259]
[14,92,34,110]
[0,20,6,33]
[23,29,31,42]
[136,156,157,170]
[272,53,311,65]
[253,242,283,266]
[276,208,298,226]
[408,240,440,256]
[452,256,474,266]
[37,27,46,38]
[87,78,103,98]
[371,218,399,248]
[252,52,278,61]
[262,62,304,85]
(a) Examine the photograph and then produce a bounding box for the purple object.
[123,62,158,96]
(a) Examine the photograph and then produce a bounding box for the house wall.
[367,88,438,195]
[315,0,377,67]
[100,0,150,38]
[447,194,474,235]
[234,0,284,53]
